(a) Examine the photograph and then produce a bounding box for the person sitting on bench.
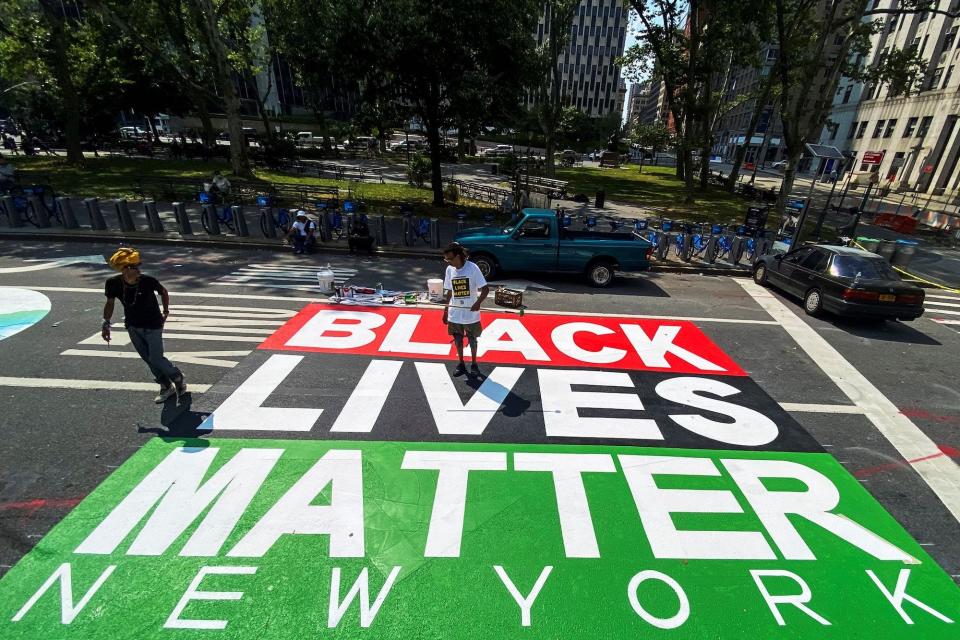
[348,216,375,256]
[287,210,317,255]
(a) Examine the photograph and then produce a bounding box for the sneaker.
[453,363,467,377]
[154,385,176,404]
[174,376,188,396]
[470,363,481,377]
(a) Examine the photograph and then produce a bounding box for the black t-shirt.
[105,274,165,329]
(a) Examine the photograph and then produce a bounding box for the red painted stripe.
[0,497,82,511]
[853,444,959,478]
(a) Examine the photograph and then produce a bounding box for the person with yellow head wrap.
[102,247,186,403]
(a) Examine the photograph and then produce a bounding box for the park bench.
[519,174,568,199]
[442,178,511,207]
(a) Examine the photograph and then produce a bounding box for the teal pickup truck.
[455,208,653,287]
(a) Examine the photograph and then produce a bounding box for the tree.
[531,0,581,178]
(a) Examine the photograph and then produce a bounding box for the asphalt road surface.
[0,238,958,638]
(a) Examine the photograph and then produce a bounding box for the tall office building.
[527,0,629,117]
[823,1,960,195]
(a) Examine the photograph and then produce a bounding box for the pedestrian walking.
[102,247,187,403]
[441,242,489,377]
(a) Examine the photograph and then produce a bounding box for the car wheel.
[804,288,823,316]
[472,254,497,279]
[587,260,615,287]
[753,263,768,286]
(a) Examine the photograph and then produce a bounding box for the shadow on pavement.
[828,316,942,346]
[138,393,211,440]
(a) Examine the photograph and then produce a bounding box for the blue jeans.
[293,234,315,253]
[127,326,181,386]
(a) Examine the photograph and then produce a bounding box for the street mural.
[0,303,957,638]
[0,287,51,342]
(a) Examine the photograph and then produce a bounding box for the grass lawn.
[555,164,754,223]
[8,156,493,218]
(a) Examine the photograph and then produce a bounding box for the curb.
[0,229,754,277]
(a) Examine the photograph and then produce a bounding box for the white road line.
[210,282,330,292]
[171,304,295,315]
[933,319,960,325]
[61,349,249,368]
[924,308,960,316]
[739,279,960,524]
[924,301,960,309]
[926,294,960,301]
[160,333,266,343]
[18,286,322,303]
[0,376,211,393]
[779,402,866,414]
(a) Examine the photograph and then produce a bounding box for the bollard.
[84,197,107,230]
[402,216,412,246]
[232,205,249,237]
[2,195,24,227]
[56,197,79,229]
[260,207,277,238]
[114,199,135,232]
[201,203,221,235]
[375,215,388,246]
[730,237,744,265]
[173,202,193,235]
[429,218,440,249]
[143,200,164,233]
[29,196,52,227]
[706,236,718,264]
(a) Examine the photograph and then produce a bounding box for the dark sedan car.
[753,245,925,320]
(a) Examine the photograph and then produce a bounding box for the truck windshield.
[503,214,524,234]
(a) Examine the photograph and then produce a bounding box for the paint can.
[427,278,443,301]
[316,266,335,293]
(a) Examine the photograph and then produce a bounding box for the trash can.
[856,237,881,253]
[876,240,897,262]
[891,239,919,268]
[595,189,606,208]
[490,163,498,175]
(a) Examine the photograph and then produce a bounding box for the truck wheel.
[587,260,615,287]
[472,254,497,279]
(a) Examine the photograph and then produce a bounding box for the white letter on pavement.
[475,319,550,361]
[76,447,282,556]
[12,563,116,624]
[514,453,615,557]
[286,309,385,349]
[655,377,779,446]
[724,459,913,561]
[621,324,724,372]
[551,322,626,364]
[866,569,954,624]
[416,362,524,435]
[401,451,508,557]
[202,354,323,431]
[493,566,553,627]
[619,455,775,559]
[627,570,690,629]
[328,567,402,628]
[750,569,831,626]
[539,369,662,440]
[164,566,257,630]
[380,314,451,355]
[229,449,364,558]
[330,359,404,433]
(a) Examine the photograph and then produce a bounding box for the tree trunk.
[146,113,161,143]
[198,101,215,147]
[727,79,773,190]
[45,9,83,164]
[457,129,466,162]
[195,0,252,177]
[426,121,444,207]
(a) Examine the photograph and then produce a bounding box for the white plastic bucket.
[427,278,443,300]
[316,267,335,293]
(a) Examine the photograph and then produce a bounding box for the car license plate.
[879,294,896,302]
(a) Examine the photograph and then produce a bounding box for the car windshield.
[503,214,525,234]
[830,256,900,280]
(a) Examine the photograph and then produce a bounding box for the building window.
[856,122,868,139]
[829,123,839,140]
[766,48,778,60]
[848,121,858,139]
[884,119,897,138]
[931,66,944,89]
[888,15,898,32]
[945,27,958,52]
[872,120,885,138]
[944,65,955,87]
[917,115,933,138]
[903,117,918,137]
[842,85,853,103]
[865,83,877,100]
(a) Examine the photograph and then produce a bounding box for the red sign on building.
[862,151,885,165]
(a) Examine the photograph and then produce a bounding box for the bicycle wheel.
[259,211,271,237]
[200,209,212,234]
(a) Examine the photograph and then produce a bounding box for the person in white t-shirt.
[442,242,489,377]
[287,210,317,254]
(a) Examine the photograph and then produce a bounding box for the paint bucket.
[427,278,443,301]
[316,266,335,293]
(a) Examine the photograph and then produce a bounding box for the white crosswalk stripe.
[64,304,298,367]
[213,263,358,292]
[925,291,960,333]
